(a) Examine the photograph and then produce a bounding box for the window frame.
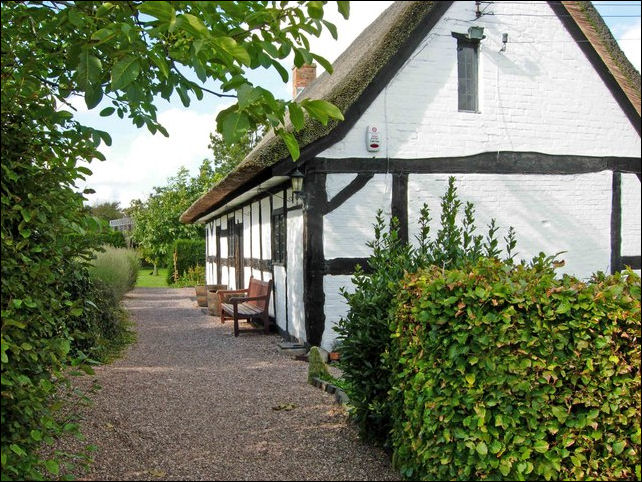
[453,34,480,113]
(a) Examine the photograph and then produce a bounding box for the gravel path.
[62,287,399,481]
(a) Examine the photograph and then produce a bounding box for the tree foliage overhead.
[2,0,347,159]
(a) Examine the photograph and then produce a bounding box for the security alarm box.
[366,125,381,152]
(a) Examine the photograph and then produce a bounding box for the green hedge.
[166,239,205,285]
[390,256,641,481]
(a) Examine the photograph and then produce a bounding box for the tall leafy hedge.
[335,177,516,446]
[166,239,206,285]
[390,257,641,481]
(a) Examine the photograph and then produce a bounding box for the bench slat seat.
[217,277,273,336]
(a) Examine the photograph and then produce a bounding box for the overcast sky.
[76,1,641,209]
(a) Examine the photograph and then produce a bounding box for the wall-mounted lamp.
[290,169,304,202]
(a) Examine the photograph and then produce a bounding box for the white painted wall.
[621,174,641,258]
[321,275,355,352]
[242,206,251,257]
[273,266,287,331]
[319,1,640,159]
[261,197,272,260]
[324,174,392,259]
[407,173,613,279]
[286,209,306,342]
[251,202,261,260]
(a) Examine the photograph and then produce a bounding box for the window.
[272,211,286,264]
[456,38,479,112]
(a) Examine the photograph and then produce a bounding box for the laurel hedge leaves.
[390,257,641,481]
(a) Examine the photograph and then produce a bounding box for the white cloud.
[80,106,229,207]
[617,19,641,72]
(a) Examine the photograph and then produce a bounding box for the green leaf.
[476,441,488,456]
[288,102,305,131]
[307,1,324,19]
[500,459,512,476]
[533,440,549,453]
[237,84,261,109]
[45,460,59,475]
[99,107,115,117]
[213,37,251,66]
[177,13,209,36]
[218,109,250,145]
[612,441,626,455]
[551,405,568,423]
[30,430,42,441]
[301,99,343,125]
[10,444,26,457]
[312,53,333,74]
[138,1,175,22]
[337,1,350,19]
[77,49,102,90]
[271,59,289,82]
[322,19,338,40]
[111,55,141,90]
[85,85,103,109]
[90,28,116,44]
[278,130,300,161]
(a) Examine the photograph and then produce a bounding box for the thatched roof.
[181,0,641,224]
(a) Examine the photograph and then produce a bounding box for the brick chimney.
[292,64,317,99]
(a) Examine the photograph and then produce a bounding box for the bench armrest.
[229,295,269,304]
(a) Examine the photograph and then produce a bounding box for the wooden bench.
[218,277,273,337]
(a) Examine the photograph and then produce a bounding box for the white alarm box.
[366,125,381,152]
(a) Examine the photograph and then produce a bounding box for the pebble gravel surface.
[60,287,400,481]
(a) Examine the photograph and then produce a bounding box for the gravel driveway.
[62,287,399,481]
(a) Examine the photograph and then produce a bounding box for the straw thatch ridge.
[561,1,640,116]
[181,0,641,224]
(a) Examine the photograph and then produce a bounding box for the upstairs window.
[272,211,286,265]
[452,31,481,113]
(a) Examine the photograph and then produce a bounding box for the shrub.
[308,346,331,384]
[173,264,206,288]
[89,247,140,300]
[166,239,205,284]
[389,257,641,481]
[334,177,516,446]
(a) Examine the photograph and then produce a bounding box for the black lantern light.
[291,169,304,199]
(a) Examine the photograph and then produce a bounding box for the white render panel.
[326,173,358,202]
[319,2,640,159]
[324,174,392,259]
[321,275,355,352]
[621,173,641,257]
[244,267,252,285]
[252,268,262,281]
[407,173,612,279]
[273,266,287,331]
[229,267,236,290]
[287,209,306,342]
[272,190,284,211]
[221,263,229,287]
[262,271,275,318]
[261,198,272,260]
[243,206,251,256]
[251,202,261,259]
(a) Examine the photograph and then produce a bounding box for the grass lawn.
[136,267,170,288]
